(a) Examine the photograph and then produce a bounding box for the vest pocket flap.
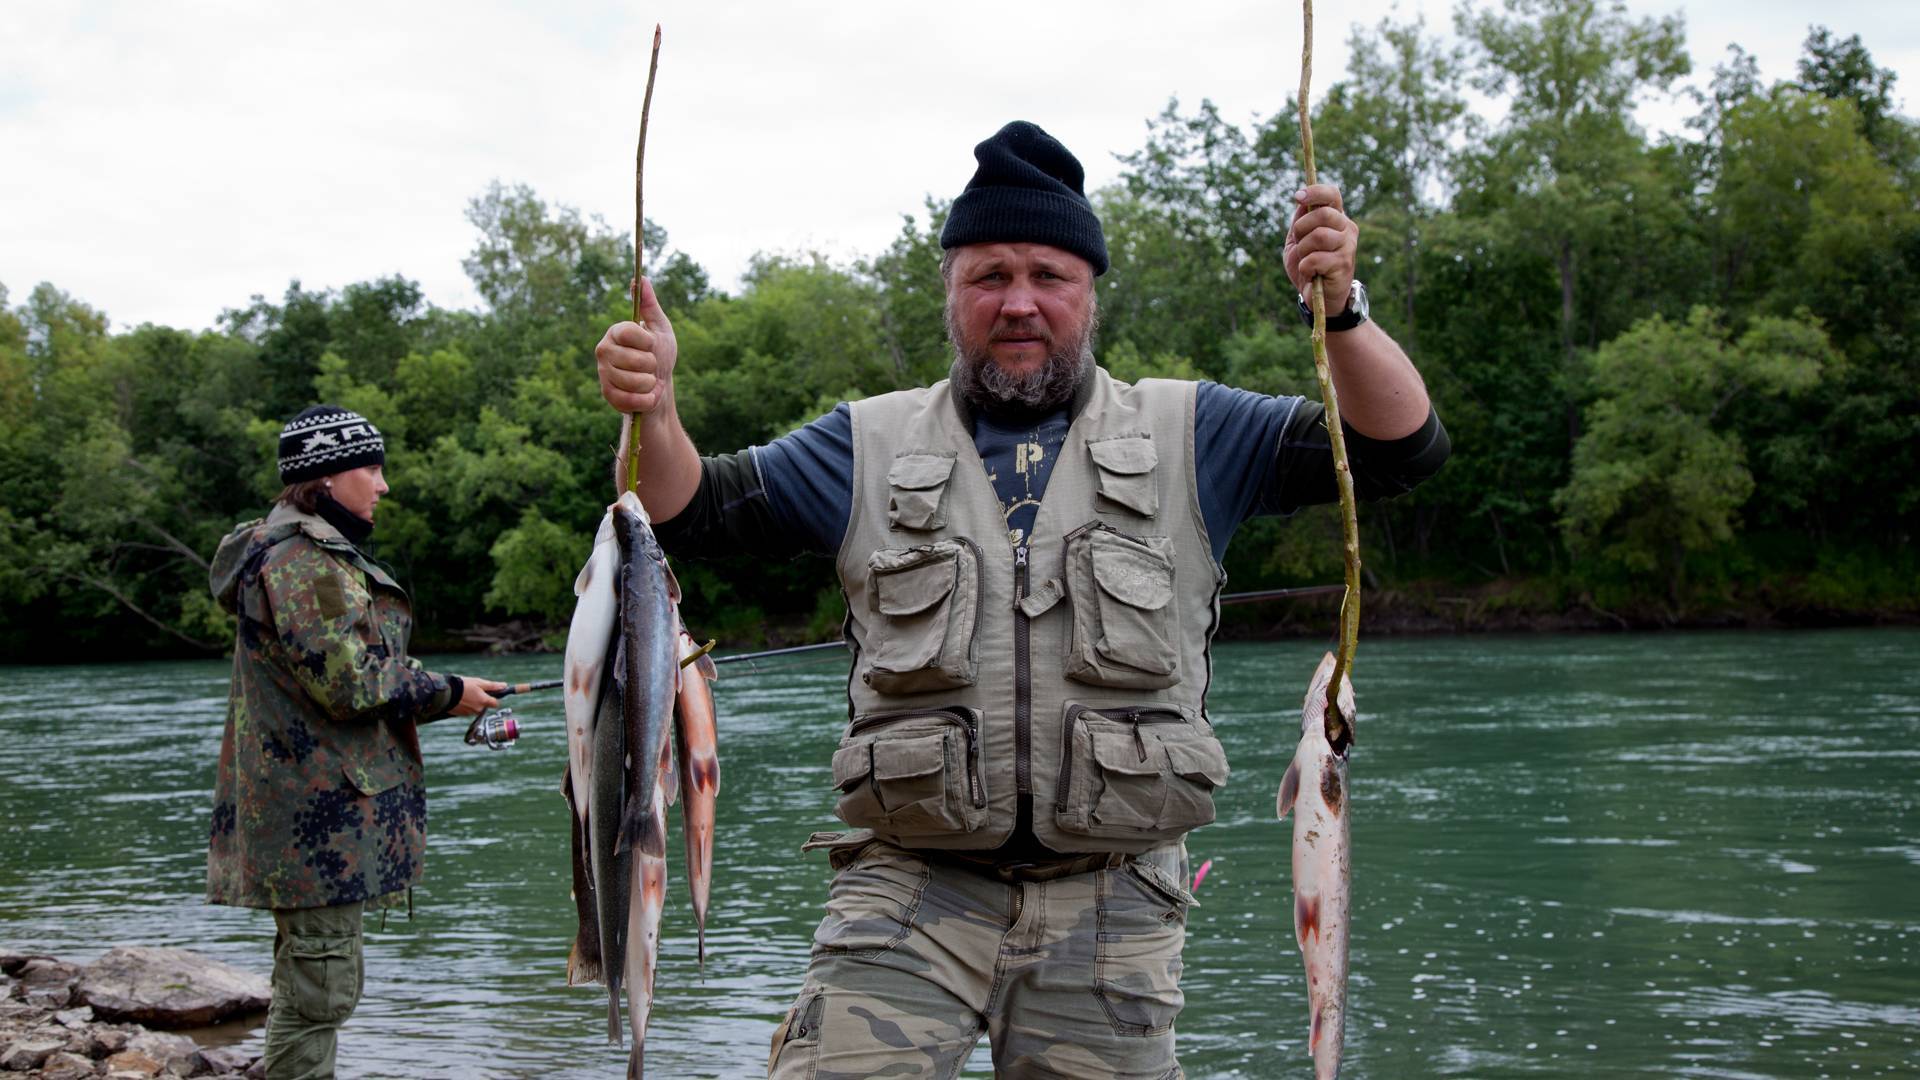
[1163,739,1230,787]
[1090,531,1174,611]
[1091,731,1166,776]
[831,744,873,792]
[887,453,957,489]
[871,553,957,616]
[1087,435,1157,475]
[872,732,948,782]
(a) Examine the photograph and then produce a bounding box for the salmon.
[1277,651,1355,1079]
[672,628,720,966]
[562,508,621,985]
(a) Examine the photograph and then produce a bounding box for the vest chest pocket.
[1063,523,1180,689]
[1053,704,1230,841]
[862,539,981,693]
[1087,434,1158,518]
[832,707,987,835]
[887,452,958,531]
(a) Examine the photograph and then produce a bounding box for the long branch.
[1298,0,1362,735]
[623,24,662,496]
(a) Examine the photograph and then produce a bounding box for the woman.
[205,404,503,1079]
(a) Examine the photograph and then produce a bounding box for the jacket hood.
[208,504,347,613]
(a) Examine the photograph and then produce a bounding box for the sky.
[4,0,1916,333]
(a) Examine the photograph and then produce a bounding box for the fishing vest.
[835,367,1230,855]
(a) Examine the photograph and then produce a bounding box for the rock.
[103,1049,164,1076]
[0,956,56,978]
[55,1005,96,1028]
[78,950,269,1029]
[40,1050,97,1079]
[123,1031,197,1075]
[89,1026,133,1057]
[1,1035,65,1071]
[12,959,82,1009]
[191,1046,253,1075]
[0,1002,43,1022]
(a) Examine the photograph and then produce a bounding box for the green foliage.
[3,8,1917,658]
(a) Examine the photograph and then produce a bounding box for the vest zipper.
[1054,705,1187,813]
[846,706,985,808]
[1015,544,1031,798]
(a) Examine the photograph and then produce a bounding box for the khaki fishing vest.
[834,367,1230,855]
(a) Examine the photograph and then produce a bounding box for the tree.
[1556,307,1830,607]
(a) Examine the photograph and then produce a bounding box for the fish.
[1277,650,1356,1080]
[624,729,672,1079]
[672,628,720,966]
[606,490,680,1074]
[589,646,632,1041]
[562,508,622,985]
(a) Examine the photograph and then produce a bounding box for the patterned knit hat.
[939,120,1108,276]
[278,405,385,484]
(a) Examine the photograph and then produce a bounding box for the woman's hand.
[449,677,506,718]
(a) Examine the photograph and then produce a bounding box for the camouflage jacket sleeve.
[258,539,452,724]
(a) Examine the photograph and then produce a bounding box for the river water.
[2,629,1916,1078]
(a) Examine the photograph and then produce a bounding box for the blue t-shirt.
[751,382,1322,563]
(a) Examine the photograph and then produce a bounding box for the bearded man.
[594,120,1447,1078]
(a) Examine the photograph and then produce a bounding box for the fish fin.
[1278,760,1300,819]
[695,650,718,680]
[567,941,603,987]
[607,989,622,1043]
[627,1042,643,1080]
[697,921,706,971]
[662,559,682,605]
[618,800,670,859]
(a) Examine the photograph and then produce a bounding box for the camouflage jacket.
[205,503,454,910]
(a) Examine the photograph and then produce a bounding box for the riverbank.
[1,954,262,1079]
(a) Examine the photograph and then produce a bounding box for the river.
[2,629,1916,1078]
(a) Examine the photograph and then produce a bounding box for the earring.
[324,481,333,488]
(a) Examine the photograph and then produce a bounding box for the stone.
[0,956,56,977]
[12,958,82,1009]
[191,1046,253,1075]
[122,1032,197,1075]
[55,1006,96,1028]
[0,1035,65,1071]
[102,1049,164,1076]
[78,950,269,1029]
[0,1002,43,1022]
[89,1026,132,1057]
[40,1050,97,1079]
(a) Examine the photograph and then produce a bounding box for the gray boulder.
[78,949,269,1028]
[8,958,81,1008]
[0,1034,64,1071]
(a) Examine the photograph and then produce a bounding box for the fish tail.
[606,983,623,1043]
[567,941,603,987]
[627,1042,644,1080]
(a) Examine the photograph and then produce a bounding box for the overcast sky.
[4,1,1915,332]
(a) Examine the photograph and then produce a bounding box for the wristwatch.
[1296,279,1369,332]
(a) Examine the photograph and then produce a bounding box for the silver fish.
[562,507,621,985]
[1277,651,1355,1079]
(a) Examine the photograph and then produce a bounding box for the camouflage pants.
[264,901,364,1080]
[769,836,1193,1079]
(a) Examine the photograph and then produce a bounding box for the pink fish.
[673,629,720,966]
[1277,651,1355,1079]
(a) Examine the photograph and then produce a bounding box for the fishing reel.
[464,708,522,751]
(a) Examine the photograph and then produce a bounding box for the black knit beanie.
[940,121,1109,276]
[278,405,386,484]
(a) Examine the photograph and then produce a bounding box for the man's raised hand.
[1283,183,1359,315]
[597,276,678,414]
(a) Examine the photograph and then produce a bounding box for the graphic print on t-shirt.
[975,411,1070,550]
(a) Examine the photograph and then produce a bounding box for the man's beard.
[947,302,1098,415]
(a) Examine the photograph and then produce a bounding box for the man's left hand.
[1283,184,1358,316]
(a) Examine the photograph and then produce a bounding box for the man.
[596,121,1447,1077]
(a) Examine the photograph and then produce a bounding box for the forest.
[2,3,1915,660]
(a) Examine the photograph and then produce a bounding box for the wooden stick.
[1298,0,1361,739]
[624,24,662,496]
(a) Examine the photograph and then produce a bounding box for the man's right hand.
[449,677,506,718]
[596,276,678,414]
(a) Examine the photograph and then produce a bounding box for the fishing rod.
[420,678,564,749]
[709,583,1347,669]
